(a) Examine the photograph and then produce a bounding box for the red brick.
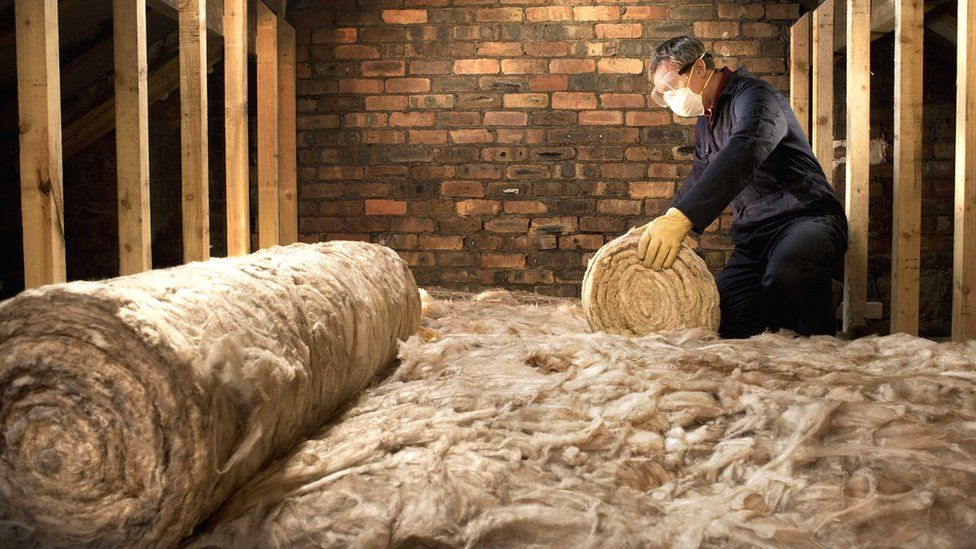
[390,112,435,127]
[629,181,675,199]
[484,111,528,126]
[549,59,595,74]
[480,253,526,268]
[503,93,549,108]
[361,60,405,77]
[409,94,456,109]
[501,59,547,74]
[530,217,577,235]
[365,199,407,215]
[742,22,779,38]
[713,40,761,57]
[454,58,501,74]
[596,199,642,215]
[528,75,568,92]
[343,112,388,128]
[392,218,436,233]
[497,129,525,143]
[362,130,406,144]
[476,7,523,22]
[595,23,642,39]
[693,21,739,39]
[601,163,645,179]
[365,95,408,110]
[386,78,431,93]
[436,111,482,126]
[486,218,530,233]
[456,199,502,216]
[579,111,623,125]
[717,4,765,19]
[625,111,671,126]
[743,57,785,74]
[601,93,645,108]
[419,235,464,250]
[524,41,569,57]
[339,79,384,93]
[647,163,679,178]
[410,60,453,75]
[573,6,620,21]
[334,45,380,59]
[525,6,572,21]
[409,129,448,144]
[552,92,597,109]
[482,147,527,162]
[318,166,363,180]
[504,200,548,214]
[312,28,357,43]
[441,180,485,197]
[450,129,494,143]
[381,9,428,24]
[766,4,800,20]
[597,58,643,74]
[397,251,436,267]
[477,42,523,56]
[364,167,406,180]
[559,234,604,250]
[622,6,667,20]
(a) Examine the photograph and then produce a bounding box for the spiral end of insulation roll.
[582,228,721,336]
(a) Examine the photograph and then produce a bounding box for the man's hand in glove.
[636,207,693,271]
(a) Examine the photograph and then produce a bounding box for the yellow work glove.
[636,207,693,271]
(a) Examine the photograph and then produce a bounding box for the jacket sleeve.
[671,143,708,231]
[673,83,788,233]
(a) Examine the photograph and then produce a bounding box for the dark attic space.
[2,1,976,547]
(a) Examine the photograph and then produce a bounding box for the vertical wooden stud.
[844,0,870,332]
[277,20,297,245]
[179,0,209,263]
[225,0,249,256]
[954,0,976,341]
[15,0,66,288]
[256,2,279,249]
[114,0,152,275]
[890,0,923,335]
[790,12,812,138]
[812,0,835,183]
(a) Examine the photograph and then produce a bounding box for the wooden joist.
[812,0,835,183]
[180,0,210,263]
[955,0,976,341]
[225,0,250,257]
[844,0,871,332]
[257,1,279,249]
[113,0,152,275]
[790,12,812,138]
[832,0,944,52]
[278,20,298,246]
[15,0,66,288]
[890,0,923,336]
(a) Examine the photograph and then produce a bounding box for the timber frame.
[13,0,297,281]
[790,0,975,342]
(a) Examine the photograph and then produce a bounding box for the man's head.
[649,36,717,113]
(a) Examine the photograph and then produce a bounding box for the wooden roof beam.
[833,0,945,52]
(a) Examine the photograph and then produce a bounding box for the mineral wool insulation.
[192,290,976,547]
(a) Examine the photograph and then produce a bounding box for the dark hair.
[649,36,715,77]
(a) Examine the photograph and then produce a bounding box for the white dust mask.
[663,62,715,118]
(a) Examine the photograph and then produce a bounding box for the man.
[637,36,847,338]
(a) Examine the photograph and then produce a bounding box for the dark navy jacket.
[672,68,846,244]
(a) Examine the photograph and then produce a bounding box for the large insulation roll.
[582,228,720,336]
[0,241,421,547]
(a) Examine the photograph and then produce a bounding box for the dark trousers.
[716,214,847,338]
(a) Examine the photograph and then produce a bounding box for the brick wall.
[290,0,800,296]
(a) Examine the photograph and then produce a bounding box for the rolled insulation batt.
[582,228,720,336]
[0,241,421,547]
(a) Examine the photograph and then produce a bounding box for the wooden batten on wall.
[225,0,250,257]
[955,0,976,341]
[179,0,210,263]
[278,20,298,246]
[790,12,812,138]
[812,0,834,184]
[257,1,280,249]
[890,0,923,336]
[15,0,67,288]
[113,0,153,275]
[844,0,870,332]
